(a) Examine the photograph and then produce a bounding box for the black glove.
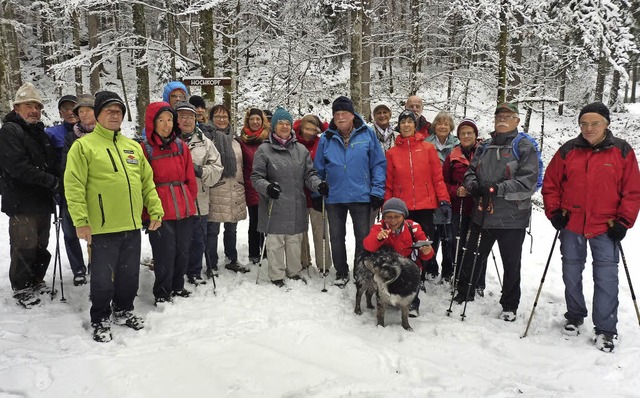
[50,177,62,195]
[607,220,628,242]
[480,183,497,198]
[312,196,323,212]
[468,181,480,198]
[550,210,569,231]
[267,182,281,199]
[439,201,452,224]
[193,164,203,178]
[370,195,384,209]
[318,181,329,197]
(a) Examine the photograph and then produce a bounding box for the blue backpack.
[511,132,544,192]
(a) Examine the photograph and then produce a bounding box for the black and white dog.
[354,247,421,331]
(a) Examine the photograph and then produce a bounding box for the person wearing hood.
[162,81,189,108]
[65,91,163,342]
[251,107,325,287]
[239,107,271,265]
[384,110,450,316]
[59,94,96,286]
[174,101,223,285]
[141,102,198,304]
[206,104,249,275]
[425,111,460,282]
[313,96,386,287]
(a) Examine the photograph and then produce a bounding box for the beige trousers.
[301,208,332,271]
[266,233,303,281]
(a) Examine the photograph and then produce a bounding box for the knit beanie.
[12,83,44,108]
[456,118,479,138]
[332,96,355,115]
[73,94,95,116]
[397,110,417,125]
[188,95,206,109]
[270,106,293,131]
[578,102,610,123]
[174,100,196,114]
[381,198,409,217]
[94,91,126,119]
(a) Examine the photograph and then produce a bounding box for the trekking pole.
[321,197,328,293]
[491,248,503,291]
[256,199,274,284]
[450,201,464,296]
[527,218,533,254]
[50,206,66,302]
[195,198,216,295]
[521,229,560,338]
[617,242,640,327]
[447,225,473,316]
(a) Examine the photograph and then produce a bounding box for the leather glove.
[318,181,329,197]
[439,201,452,224]
[370,195,384,209]
[467,181,480,198]
[607,220,628,242]
[193,164,203,178]
[312,196,323,212]
[267,182,281,199]
[550,210,569,231]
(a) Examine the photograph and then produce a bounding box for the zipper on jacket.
[98,194,106,227]
[113,134,139,230]
[106,148,119,172]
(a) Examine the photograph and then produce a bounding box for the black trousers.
[247,205,263,259]
[456,224,525,311]
[9,213,51,291]
[90,230,141,323]
[149,218,193,299]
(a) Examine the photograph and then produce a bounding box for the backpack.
[137,135,184,162]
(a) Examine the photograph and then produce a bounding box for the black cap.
[94,91,126,119]
[397,110,416,125]
[58,95,77,109]
[188,95,206,109]
[332,96,355,115]
[578,102,610,123]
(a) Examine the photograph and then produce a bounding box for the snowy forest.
[0,0,639,131]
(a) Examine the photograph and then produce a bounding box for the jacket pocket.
[98,194,106,227]
[106,149,118,172]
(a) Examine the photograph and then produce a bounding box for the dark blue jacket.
[314,113,386,204]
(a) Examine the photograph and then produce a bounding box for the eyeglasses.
[495,115,518,121]
[170,93,186,101]
[579,121,605,129]
[458,131,476,137]
[214,116,228,121]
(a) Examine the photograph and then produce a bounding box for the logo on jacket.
[126,154,138,165]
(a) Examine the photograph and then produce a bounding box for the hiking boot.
[92,320,112,343]
[595,332,616,353]
[453,292,474,304]
[171,288,192,298]
[187,275,207,286]
[112,310,144,330]
[333,275,350,288]
[272,279,285,288]
[562,319,583,337]
[408,305,419,318]
[33,281,50,295]
[225,261,250,273]
[14,289,41,309]
[73,273,87,286]
[154,296,173,306]
[501,310,517,322]
[205,267,219,279]
[288,275,307,284]
[249,256,261,265]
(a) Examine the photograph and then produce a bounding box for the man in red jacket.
[542,102,640,353]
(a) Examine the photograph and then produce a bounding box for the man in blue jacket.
[314,96,386,287]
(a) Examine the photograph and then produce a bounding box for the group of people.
[1,81,638,353]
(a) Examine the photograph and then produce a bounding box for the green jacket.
[64,122,163,235]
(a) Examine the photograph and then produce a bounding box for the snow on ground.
[1,207,640,398]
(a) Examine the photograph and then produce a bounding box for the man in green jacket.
[64,91,164,343]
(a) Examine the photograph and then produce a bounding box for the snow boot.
[501,310,517,322]
[14,289,41,309]
[171,288,192,298]
[205,267,219,278]
[333,275,350,288]
[92,320,112,343]
[154,296,173,306]
[562,319,583,337]
[288,275,307,284]
[453,292,474,305]
[408,304,419,318]
[595,332,616,353]
[187,275,207,286]
[272,279,285,288]
[225,261,250,273]
[112,310,144,330]
[73,273,87,286]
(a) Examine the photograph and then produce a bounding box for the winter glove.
[439,201,452,224]
[193,164,203,178]
[479,183,497,198]
[267,182,281,200]
[607,220,628,242]
[317,181,329,197]
[550,210,569,231]
[50,177,62,195]
[312,196,324,212]
[467,181,480,198]
[370,195,384,209]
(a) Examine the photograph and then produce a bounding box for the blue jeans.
[326,202,372,278]
[560,229,619,334]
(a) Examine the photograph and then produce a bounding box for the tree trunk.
[508,9,523,101]
[0,7,8,115]
[87,11,101,93]
[113,5,131,122]
[609,68,621,110]
[496,2,508,104]
[4,3,22,92]
[167,7,177,81]
[179,16,188,58]
[41,10,54,72]
[132,4,149,132]
[409,0,421,95]
[199,8,215,104]
[72,10,83,95]
[349,3,363,113]
[632,60,638,103]
[361,0,372,122]
[594,42,607,102]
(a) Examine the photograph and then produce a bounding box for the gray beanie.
[381,198,408,217]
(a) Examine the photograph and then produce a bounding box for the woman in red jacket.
[142,102,198,304]
[384,110,450,281]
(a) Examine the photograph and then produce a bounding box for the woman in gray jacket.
[251,107,327,287]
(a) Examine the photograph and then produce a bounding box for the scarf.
[73,122,94,138]
[242,126,264,142]
[212,126,237,179]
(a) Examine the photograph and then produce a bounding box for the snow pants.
[89,230,141,323]
[149,218,193,299]
[560,229,619,335]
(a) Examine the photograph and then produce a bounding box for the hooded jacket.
[363,220,434,269]
[142,102,197,221]
[183,126,223,216]
[542,130,640,238]
[314,113,387,204]
[162,81,189,103]
[64,122,163,234]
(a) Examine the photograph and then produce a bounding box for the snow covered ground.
[2,105,640,397]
